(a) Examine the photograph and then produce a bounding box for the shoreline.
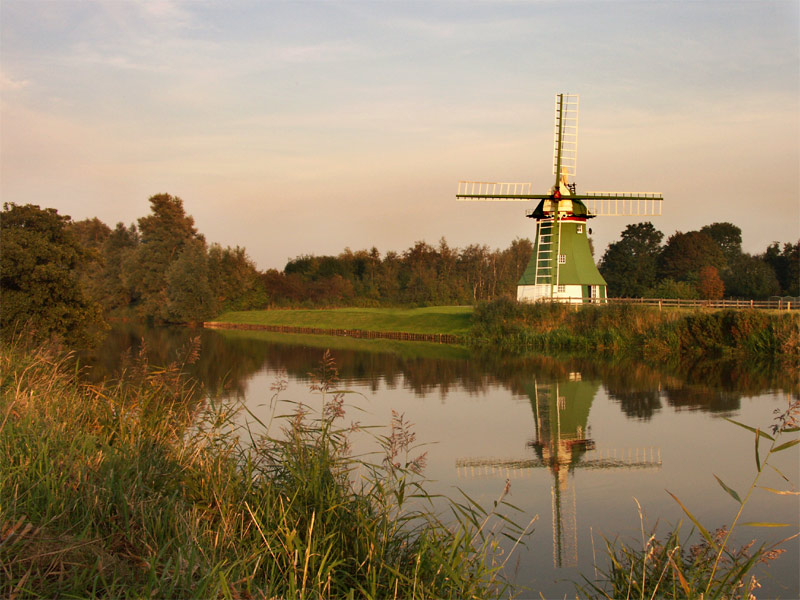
[203,320,464,344]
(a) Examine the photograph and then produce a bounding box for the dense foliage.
[270,237,534,306]
[600,221,798,299]
[1,203,103,344]
[2,196,797,337]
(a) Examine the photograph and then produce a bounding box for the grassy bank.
[0,340,527,599]
[469,299,800,361]
[210,303,799,361]
[211,306,473,336]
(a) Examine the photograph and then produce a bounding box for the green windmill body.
[457,94,664,303]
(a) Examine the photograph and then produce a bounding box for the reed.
[578,398,800,599]
[0,338,531,599]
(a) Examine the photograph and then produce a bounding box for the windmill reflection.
[457,374,662,568]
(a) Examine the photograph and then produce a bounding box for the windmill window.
[558,254,566,264]
[577,224,583,234]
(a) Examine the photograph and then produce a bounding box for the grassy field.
[212,306,474,336]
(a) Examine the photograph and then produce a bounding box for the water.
[85,323,800,598]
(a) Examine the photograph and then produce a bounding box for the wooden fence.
[203,321,465,344]
[546,297,797,310]
[606,297,798,310]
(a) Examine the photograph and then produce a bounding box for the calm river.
[86,323,799,598]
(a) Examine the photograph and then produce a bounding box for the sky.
[2,0,798,271]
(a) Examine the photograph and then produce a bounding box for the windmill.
[457,93,663,303]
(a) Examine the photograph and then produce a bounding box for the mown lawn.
[211,306,474,336]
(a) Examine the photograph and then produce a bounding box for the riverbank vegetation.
[0,340,530,599]
[2,197,797,341]
[206,302,798,362]
[469,300,800,362]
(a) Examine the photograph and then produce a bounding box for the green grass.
[0,337,530,599]
[212,306,474,336]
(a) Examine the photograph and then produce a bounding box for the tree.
[643,279,699,300]
[763,241,800,296]
[724,253,781,299]
[1,203,103,343]
[101,223,139,311]
[700,222,742,265]
[458,244,491,302]
[68,217,112,305]
[599,222,663,297]
[208,244,264,310]
[658,231,725,283]
[164,239,216,323]
[401,241,439,304]
[696,265,724,300]
[127,194,205,320]
[69,217,112,251]
[495,238,534,299]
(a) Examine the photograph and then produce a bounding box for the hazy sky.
[2,0,798,270]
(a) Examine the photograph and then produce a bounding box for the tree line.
[598,221,798,300]
[1,194,797,343]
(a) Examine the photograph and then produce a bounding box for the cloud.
[0,70,30,91]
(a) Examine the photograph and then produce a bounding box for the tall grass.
[0,338,532,599]
[469,298,800,362]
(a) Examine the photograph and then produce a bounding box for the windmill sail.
[553,94,579,182]
[583,194,663,216]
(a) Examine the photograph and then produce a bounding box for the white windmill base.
[517,284,600,304]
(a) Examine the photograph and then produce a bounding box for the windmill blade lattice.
[553,94,579,181]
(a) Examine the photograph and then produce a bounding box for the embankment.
[206,302,799,361]
[206,306,471,344]
[469,299,800,361]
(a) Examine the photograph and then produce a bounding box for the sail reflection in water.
[458,374,661,569]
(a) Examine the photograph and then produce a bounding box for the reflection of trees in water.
[663,387,741,413]
[608,390,663,420]
[81,323,263,398]
[85,325,797,416]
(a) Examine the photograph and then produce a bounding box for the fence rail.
[535,297,797,310]
[606,297,798,310]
